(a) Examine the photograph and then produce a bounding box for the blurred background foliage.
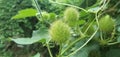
[0,0,120,57]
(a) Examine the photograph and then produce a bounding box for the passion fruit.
[49,20,71,44]
[99,15,115,33]
[64,7,79,27]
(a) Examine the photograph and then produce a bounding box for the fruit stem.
[60,36,85,55]
[58,43,63,57]
[109,25,116,41]
[100,31,104,40]
[66,10,100,57]
[83,19,95,34]
[67,27,99,57]
[107,42,119,45]
[46,40,53,57]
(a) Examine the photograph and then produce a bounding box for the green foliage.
[0,0,32,37]
[0,0,38,57]
[117,36,120,42]
[12,8,37,19]
[11,28,49,45]
[106,49,120,57]
[72,42,99,57]
[1,0,120,57]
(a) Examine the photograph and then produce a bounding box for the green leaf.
[77,20,86,25]
[11,38,39,45]
[117,27,120,32]
[10,28,49,45]
[106,49,120,57]
[116,16,120,25]
[71,40,99,57]
[32,28,50,43]
[12,8,37,19]
[79,11,89,18]
[0,44,5,48]
[33,53,40,57]
[117,36,120,42]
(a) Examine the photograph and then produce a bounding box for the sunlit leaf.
[12,8,37,19]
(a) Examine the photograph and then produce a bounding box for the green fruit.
[49,13,56,22]
[41,12,50,21]
[49,20,71,44]
[99,15,115,32]
[64,7,79,27]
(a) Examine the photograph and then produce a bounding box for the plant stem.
[57,43,63,57]
[60,36,85,55]
[100,31,104,40]
[49,0,88,12]
[49,0,106,56]
[67,27,99,57]
[112,0,120,9]
[83,19,95,34]
[46,41,53,57]
[33,0,42,18]
[67,10,100,57]
[107,42,119,45]
[98,0,107,12]
[47,43,53,57]
[110,26,116,40]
